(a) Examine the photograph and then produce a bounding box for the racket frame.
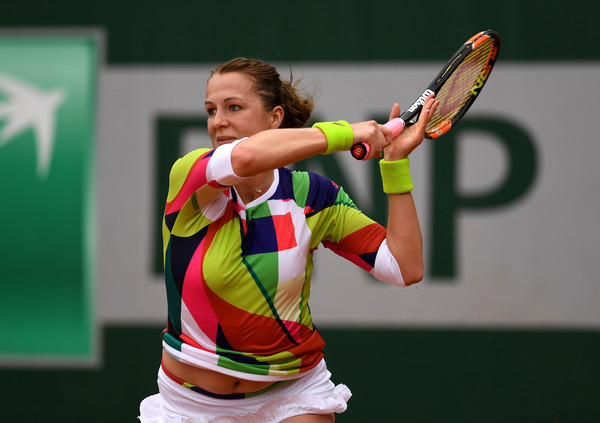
[350,29,500,160]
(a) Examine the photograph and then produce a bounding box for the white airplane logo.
[0,72,66,179]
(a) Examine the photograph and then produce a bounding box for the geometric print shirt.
[161,147,387,381]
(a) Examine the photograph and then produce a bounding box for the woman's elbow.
[230,143,257,177]
[402,264,424,286]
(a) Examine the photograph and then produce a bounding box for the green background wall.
[1,1,599,421]
[2,0,599,63]
[2,326,599,422]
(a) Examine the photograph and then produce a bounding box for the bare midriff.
[161,349,277,394]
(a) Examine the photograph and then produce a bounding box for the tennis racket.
[351,29,500,160]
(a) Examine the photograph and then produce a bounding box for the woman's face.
[205,72,282,148]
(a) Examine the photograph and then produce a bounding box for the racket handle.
[384,117,406,137]
[351,118,406,160]
[351,142,370,160]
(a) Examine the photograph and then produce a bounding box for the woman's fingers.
[388,103,401,122]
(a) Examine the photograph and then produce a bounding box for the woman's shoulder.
[173,148,213,167]
[170,148,213,177]
[282,168,336,191]
[281,168,345,210]
[285,167,334,184]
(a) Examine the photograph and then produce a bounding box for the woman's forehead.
[206,72,255,97]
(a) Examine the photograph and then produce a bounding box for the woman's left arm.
[383,95,439,285]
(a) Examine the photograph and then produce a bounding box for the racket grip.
[350,118,406,161]
[351,142,370,160]
[384,118,406,137]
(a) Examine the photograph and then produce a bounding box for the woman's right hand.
[350,120,393,160]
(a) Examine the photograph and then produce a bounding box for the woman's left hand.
[383,95,439,161]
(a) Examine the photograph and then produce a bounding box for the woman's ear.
[270,106,285,129]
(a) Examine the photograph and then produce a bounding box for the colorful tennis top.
[161,144,400,382]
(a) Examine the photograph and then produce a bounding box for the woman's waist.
[162,327,326,377]
[161,349,280,396]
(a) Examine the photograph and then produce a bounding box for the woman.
[140,57,438,422]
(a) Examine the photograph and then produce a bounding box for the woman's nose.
[211,110,229,127]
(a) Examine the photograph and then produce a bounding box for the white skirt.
[139,359,352,423]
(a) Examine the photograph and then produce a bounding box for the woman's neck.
[234,170,275,204]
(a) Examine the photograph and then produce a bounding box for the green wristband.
[312,121,354,154]
[380,158,413,194]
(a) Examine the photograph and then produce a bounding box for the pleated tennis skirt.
[138,359,352,423]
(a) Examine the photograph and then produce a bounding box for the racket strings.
[427,38,495,133]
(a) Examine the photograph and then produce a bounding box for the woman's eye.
[230,105,241,112]
[207,108,216,117]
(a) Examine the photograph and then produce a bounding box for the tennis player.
[139,57,438,422]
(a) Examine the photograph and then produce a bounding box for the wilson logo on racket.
[407,89,435,113]
[470,64,493,96]
[470,45,499,96]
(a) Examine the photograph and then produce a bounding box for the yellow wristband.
[380,158,413,194]
[313,121,354,154]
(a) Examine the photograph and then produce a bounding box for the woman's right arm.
[230,122,392,178]
[167,119,394,210]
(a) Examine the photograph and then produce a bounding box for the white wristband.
[206,138,247,186]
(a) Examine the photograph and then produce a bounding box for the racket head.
[424,30,500,139]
